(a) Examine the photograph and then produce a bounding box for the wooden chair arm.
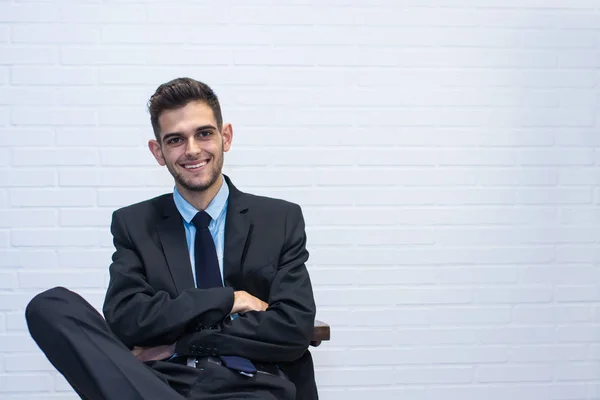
[310,320,330,347]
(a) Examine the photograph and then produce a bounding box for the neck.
[177,175,223,211]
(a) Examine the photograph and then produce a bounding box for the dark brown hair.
[147,77,223,140]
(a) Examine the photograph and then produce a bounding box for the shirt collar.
[173,176,229,224]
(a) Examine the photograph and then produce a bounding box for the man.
[25,77,318,400]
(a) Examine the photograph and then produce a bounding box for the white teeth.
[185,161,207,169]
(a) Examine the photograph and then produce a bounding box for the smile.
[184,161,208,169]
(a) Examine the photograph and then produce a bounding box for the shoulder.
[240,191,302,215]
[112,193,172,222]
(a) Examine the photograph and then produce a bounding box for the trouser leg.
[25,286,184,400]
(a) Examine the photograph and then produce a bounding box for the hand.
[131,343,176,362]
[231,291,268,314]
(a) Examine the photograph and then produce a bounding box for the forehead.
[157,101,217,136]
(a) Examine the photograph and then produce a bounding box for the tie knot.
[192,211,212,230]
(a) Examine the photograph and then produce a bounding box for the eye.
[197,131,212,138]
[166,137,182,144]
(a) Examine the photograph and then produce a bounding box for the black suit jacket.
[102,175,318,399]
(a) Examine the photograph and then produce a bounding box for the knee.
[25,286,72,326]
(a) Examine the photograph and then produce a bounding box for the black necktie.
[192,211,222,289]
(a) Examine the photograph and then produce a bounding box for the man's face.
[148,101,232,193]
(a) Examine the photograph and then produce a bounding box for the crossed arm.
[102,204,316,364]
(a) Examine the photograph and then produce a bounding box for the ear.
[222,123,233,152]
[148,139,166,166]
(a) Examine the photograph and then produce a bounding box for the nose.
[185,138,201,157]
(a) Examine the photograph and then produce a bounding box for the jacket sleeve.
[102,210,235,349]
[174,204,316,363]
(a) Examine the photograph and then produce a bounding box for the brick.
[0,107,7,125]
[0,374,53,392]
[555,129,600,146]
[0,189,8,207]
[399,346,508,364]
[0,249,57,268]
[145,5,228,23]
[4,354,53,372]
[322,329,398,347]
[316,367,395,387]
[60,87,149,106]
[516,149,595,166]
[0,272,17,289]
[0,334,38,352]
[0,87,60,105]
[6,312,27,332]
[519,266,599,285]
[394,327,479,346]
[11,107,96,126]
[58,250,114,269]
[18,270,106,289]
[230,107,353,128]
[307,228,433,246]
[0,46,57,64]
[559,168,600,185]
[557,326,600,343]
[0,25,7,43]
[0,148,7,166]
[59,208,112,227]
[0,169,55,187]
[331,388,428,400]
[516,188,591,205]
[477,365,553,383]
[555,286,600,302]
[11,229,99,247]
[314,287,472,306]
[435,267,517,283]
[475,286,552,304]
[10,189,96,207]
[508,345,589,362]
[12,148,98,166]
[303,207,558,227]
[556,363,600,381]
[429,384,588,400]
[56,128,145,147]
[429,307,511,324]
[353,188,516,206]
[477,169,557,186]
[555,246,600,263]
[513,305,593,324]
[97,107,150,127]
[311,267,435,285]
[560,207,600,225]
[96,188,170,207]
[315,308,429,329]
[312,246,553,266]
[0,128,55,146]
[479,327,557,344]
[11,67,97,85]
[13,24,99,44]
[559,50,600,68]
[59,168,172,187]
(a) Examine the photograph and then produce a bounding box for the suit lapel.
[223,176,252,286]
[156,196,195,294]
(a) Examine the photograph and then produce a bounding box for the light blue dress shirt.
[171,177,230,366]
[172,177,229,287]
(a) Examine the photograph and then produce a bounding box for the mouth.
[181,159,209,171]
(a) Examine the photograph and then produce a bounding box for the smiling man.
[25,78,318,400]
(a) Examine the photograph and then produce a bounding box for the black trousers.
[25,287,296,400]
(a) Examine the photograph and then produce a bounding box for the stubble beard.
[166,150,224,193]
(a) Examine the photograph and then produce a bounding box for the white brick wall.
[1,1,599,399]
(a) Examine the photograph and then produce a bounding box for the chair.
[310,320,330,347]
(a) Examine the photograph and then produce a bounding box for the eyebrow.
[162,125,218,144]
